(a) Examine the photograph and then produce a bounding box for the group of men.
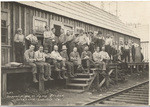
[14,26,137,83]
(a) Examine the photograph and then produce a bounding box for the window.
[1,11,8,45]
[33,16,48,35]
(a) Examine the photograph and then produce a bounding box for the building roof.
[17,1,138,38]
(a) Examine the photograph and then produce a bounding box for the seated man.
[81,45,95,73]
[51,45,67,79]
[70,47,85,74]
[93,47,103,70]
[34,46,53,81]
[24,45,38,83]
[60,45,74,77]
[99,46,110,71]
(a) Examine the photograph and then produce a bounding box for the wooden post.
[2,73,7,98]
[39,73,44,93]
[115,65,118,83]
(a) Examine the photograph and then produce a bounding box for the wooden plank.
[19,6,21,28]
[98,69,114,88]
[2,73,7,98]
[13,3,16,61]
[39,73,44,92]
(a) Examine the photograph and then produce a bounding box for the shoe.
[55,68,61,72]
[62,67,67,71]
[33,78,38,83]
[42,75,48,81]
[57,75,63,79]
[49,76,54,80]
[69,72,74,78]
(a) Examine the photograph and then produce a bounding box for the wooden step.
[71,78,92,81]
[67,83,88,87]
[76,73,94,76]
[62,89,85,93]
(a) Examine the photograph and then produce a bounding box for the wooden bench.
[127,62,149,74]
[1,65,54,98]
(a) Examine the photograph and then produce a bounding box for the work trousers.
[77,44,87,56]
[25,62,37,74]
[14,42,25,63]
[44,39,56,53]
[65,61,74,74]
[124,49,130,62]
[82,59,95,68]
[52,59,65,70]
[35,62,51,77]
[105,45,111,57]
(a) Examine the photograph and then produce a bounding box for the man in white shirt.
[43,26,56,53]
[34,46,53,81]
[26,29,38,50]
[51,45,67,79]
[99,46,110,71]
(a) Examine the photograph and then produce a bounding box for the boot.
[57,71,63,79]
[62,67,67,71]
[33,74,38,83]
[42,74,48,81]
[62,71,68,79]
[48,76,54,80]
[55,67,61,72]
[69,72,74,78]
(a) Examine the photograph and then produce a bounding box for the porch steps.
[65,68,97,93]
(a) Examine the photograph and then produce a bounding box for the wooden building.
[1,1,141,65]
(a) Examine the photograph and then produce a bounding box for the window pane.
[1,20,6,27]
[1,28,8,44]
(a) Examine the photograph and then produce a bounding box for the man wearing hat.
[14,28,25,63]
[51,45,67,79]
[26,29,38,51]
[60,45,75,77]
[95,31,105,51]
[58,28,67,51]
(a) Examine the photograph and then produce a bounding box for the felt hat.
[62,45,67,50]
[17,28,22,31]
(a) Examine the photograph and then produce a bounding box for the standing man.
[88,31,96,53]
[70,47,85,74]
[58,28,67,51]
[105,34,112,58]
[24,45,38,83]
[81,46,95,73]
[95,31,105,51]
[99,46,110,88]
[131,41,135,62]
[118,41,125,61]
[51,45,67,79]
[34,46,53,81]
[43,26,56,53]
[14,28,25,63]
[60,45,75,77]
[124,41,130,62]
[25,29,38,50]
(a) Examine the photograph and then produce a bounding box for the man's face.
[67,31,70,36]
[96,47,100,52]
[60,29,64,34]
[30,45,35,51]
[102,47,105,51]
[39,47,43,52]
[73,47,77,52]
[85,46,89,51]
[52,29,56,33]
[44,50,48,54]
[18,30,22,35]
[54,46,58,51]
[45,26,49,31]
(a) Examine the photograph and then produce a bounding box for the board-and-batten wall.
[1,2,140,65]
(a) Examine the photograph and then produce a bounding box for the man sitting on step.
[60,45,75,78]
[34,46,53,81]
[50,45,67,79]
[24,45,38,83]
[81,45,95,73]
[70,47,85,74]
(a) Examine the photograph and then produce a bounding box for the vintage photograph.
[1,1,149,106]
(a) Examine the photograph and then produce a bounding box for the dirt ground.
[2,70,149,106]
